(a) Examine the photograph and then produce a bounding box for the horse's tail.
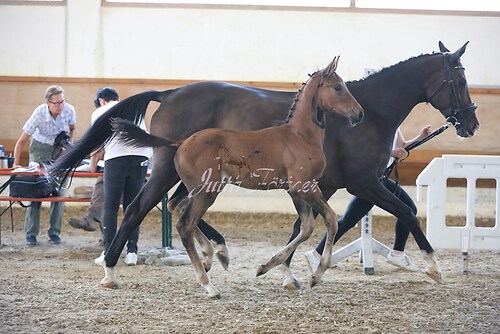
[48,90,165,177]
[111,118,181,148]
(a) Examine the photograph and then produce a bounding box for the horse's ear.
[455,41,469,58]
[325,56,339,75]
[438,41,450,53]
[333,56,339,72]
[447,41,469,65]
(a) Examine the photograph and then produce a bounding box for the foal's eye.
[334,84,342,92]
[459,79,466,87]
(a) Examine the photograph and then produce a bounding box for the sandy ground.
[0,207,499,334]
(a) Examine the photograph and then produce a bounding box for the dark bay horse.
[50,42,479,289]
[111,57,363,297]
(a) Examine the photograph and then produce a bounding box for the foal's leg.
[257,195,316,277]
[169,182,230,270]
[177,194,221,298]
[304,193,338,287]
[194,227,215,272]
[169,187,227,272]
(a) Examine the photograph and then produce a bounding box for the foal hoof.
[424,267,443,284]
[205,284,221,299]
[203,260,213,273]
[208,292,222,299]
[282,277,302,290]
[215,244,230,270]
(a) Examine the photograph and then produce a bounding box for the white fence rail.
[416,154,500,272]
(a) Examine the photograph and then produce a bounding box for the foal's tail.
[111,118,181,148]
[48,90,165,177]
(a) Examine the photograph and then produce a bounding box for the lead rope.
[383,122,451,190]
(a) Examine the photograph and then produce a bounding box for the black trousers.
[102,155,148,254]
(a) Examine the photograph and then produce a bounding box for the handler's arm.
[13,131,30,167]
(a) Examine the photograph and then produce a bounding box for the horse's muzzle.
[350,108,364,126]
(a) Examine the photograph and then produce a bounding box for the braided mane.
[285,71,319,123]
[349,52,442,84]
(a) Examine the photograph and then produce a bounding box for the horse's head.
[318,56,364,126]
[426,41,479,137]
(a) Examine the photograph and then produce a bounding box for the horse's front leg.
[421,251,442,283]
[257,195,315,278]
[306,195,338,287]
[101,267,120,289]
[352,179,442,283]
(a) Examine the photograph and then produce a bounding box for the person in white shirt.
[90,87,152,266]
[13,85,76,246]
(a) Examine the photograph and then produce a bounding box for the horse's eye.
[334,84,342,92]
[459,79,466,87]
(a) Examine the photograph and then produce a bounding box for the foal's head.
[317,56,364,126]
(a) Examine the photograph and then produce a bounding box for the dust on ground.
[0,207,499,334]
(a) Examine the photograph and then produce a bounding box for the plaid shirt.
[23,103,76,145]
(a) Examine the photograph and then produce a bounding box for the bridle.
[385,53,478,185]
[426,53,477,128]
[384,53,478,192]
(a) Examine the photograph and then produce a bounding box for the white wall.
[0,0,499,86]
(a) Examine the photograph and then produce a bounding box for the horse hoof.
[215,244,230,270]
[203,262,212,273]
[424,268,443,284]
[256,265,266,277]
[310,274,322,288]
[205,284,221,299]
[282,277,302,290]
[101,278,120,289]
[209,292,222,299]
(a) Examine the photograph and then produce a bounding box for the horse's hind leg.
[169,182,230,270]
[177,194,221,298]
[199,219,230,270]
[194,227,215,272]
[102,150,180,289]
[194,224,230,271]
[257,195,316,277]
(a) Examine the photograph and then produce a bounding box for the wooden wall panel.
[1,76,498,182]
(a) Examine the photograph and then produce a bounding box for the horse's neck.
[287,74,324,140]
[353,53,443,128]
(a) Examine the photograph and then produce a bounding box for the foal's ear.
[325,56,340,75]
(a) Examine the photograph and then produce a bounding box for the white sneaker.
[124,252,138,266]
[94,251,105,267]
[305,249,321,273]
[386,251,419,272]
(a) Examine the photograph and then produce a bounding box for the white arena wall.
[0,1,498,219]
[0,0,499,86]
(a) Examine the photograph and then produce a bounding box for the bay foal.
[110,57,363,297]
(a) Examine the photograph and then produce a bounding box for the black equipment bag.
[9,174,54,198]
